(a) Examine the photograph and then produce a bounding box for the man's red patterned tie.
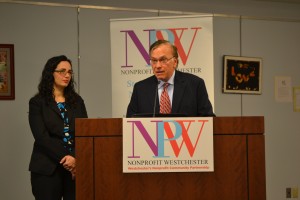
[159,83,171,114]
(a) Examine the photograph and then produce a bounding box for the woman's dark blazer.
[28,95,88,175]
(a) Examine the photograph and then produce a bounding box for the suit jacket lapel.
[50,99,75,130]
[172,71,187,113]
[49,100,62,117]
[49,100,74,122]
[67,104,74,126]
[149,76,160,114]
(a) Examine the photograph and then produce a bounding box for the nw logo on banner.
[120,28,201,67]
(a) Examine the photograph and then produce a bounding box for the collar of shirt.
[157,71,175,88]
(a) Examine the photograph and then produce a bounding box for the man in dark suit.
[126,40,215,117]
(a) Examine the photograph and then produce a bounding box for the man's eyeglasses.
[150,57,175,65]
[54,69,74,76]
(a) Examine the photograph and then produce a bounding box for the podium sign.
[123,117,214,173]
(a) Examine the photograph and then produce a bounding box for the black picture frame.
[223,55,262,94]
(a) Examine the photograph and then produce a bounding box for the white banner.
[123,117,214,173]
[110,15,214,117]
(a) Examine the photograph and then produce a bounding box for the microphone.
[153,80,160,117]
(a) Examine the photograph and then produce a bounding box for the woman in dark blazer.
[28,55,88,200]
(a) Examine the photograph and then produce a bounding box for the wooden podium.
[75,116,266,200]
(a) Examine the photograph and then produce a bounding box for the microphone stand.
[153,80,160,117]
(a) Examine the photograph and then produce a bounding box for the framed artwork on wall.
[0,44,15,100]
[223,55,262,94]
[293,87,300,112]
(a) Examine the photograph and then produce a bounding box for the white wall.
[0,1,299,199]
[0,3,79,200]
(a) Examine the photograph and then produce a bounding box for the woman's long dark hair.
[37,55,79,107]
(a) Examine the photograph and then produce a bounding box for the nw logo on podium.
[123,117,214,173]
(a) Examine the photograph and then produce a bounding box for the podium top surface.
[75,116,264,137]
